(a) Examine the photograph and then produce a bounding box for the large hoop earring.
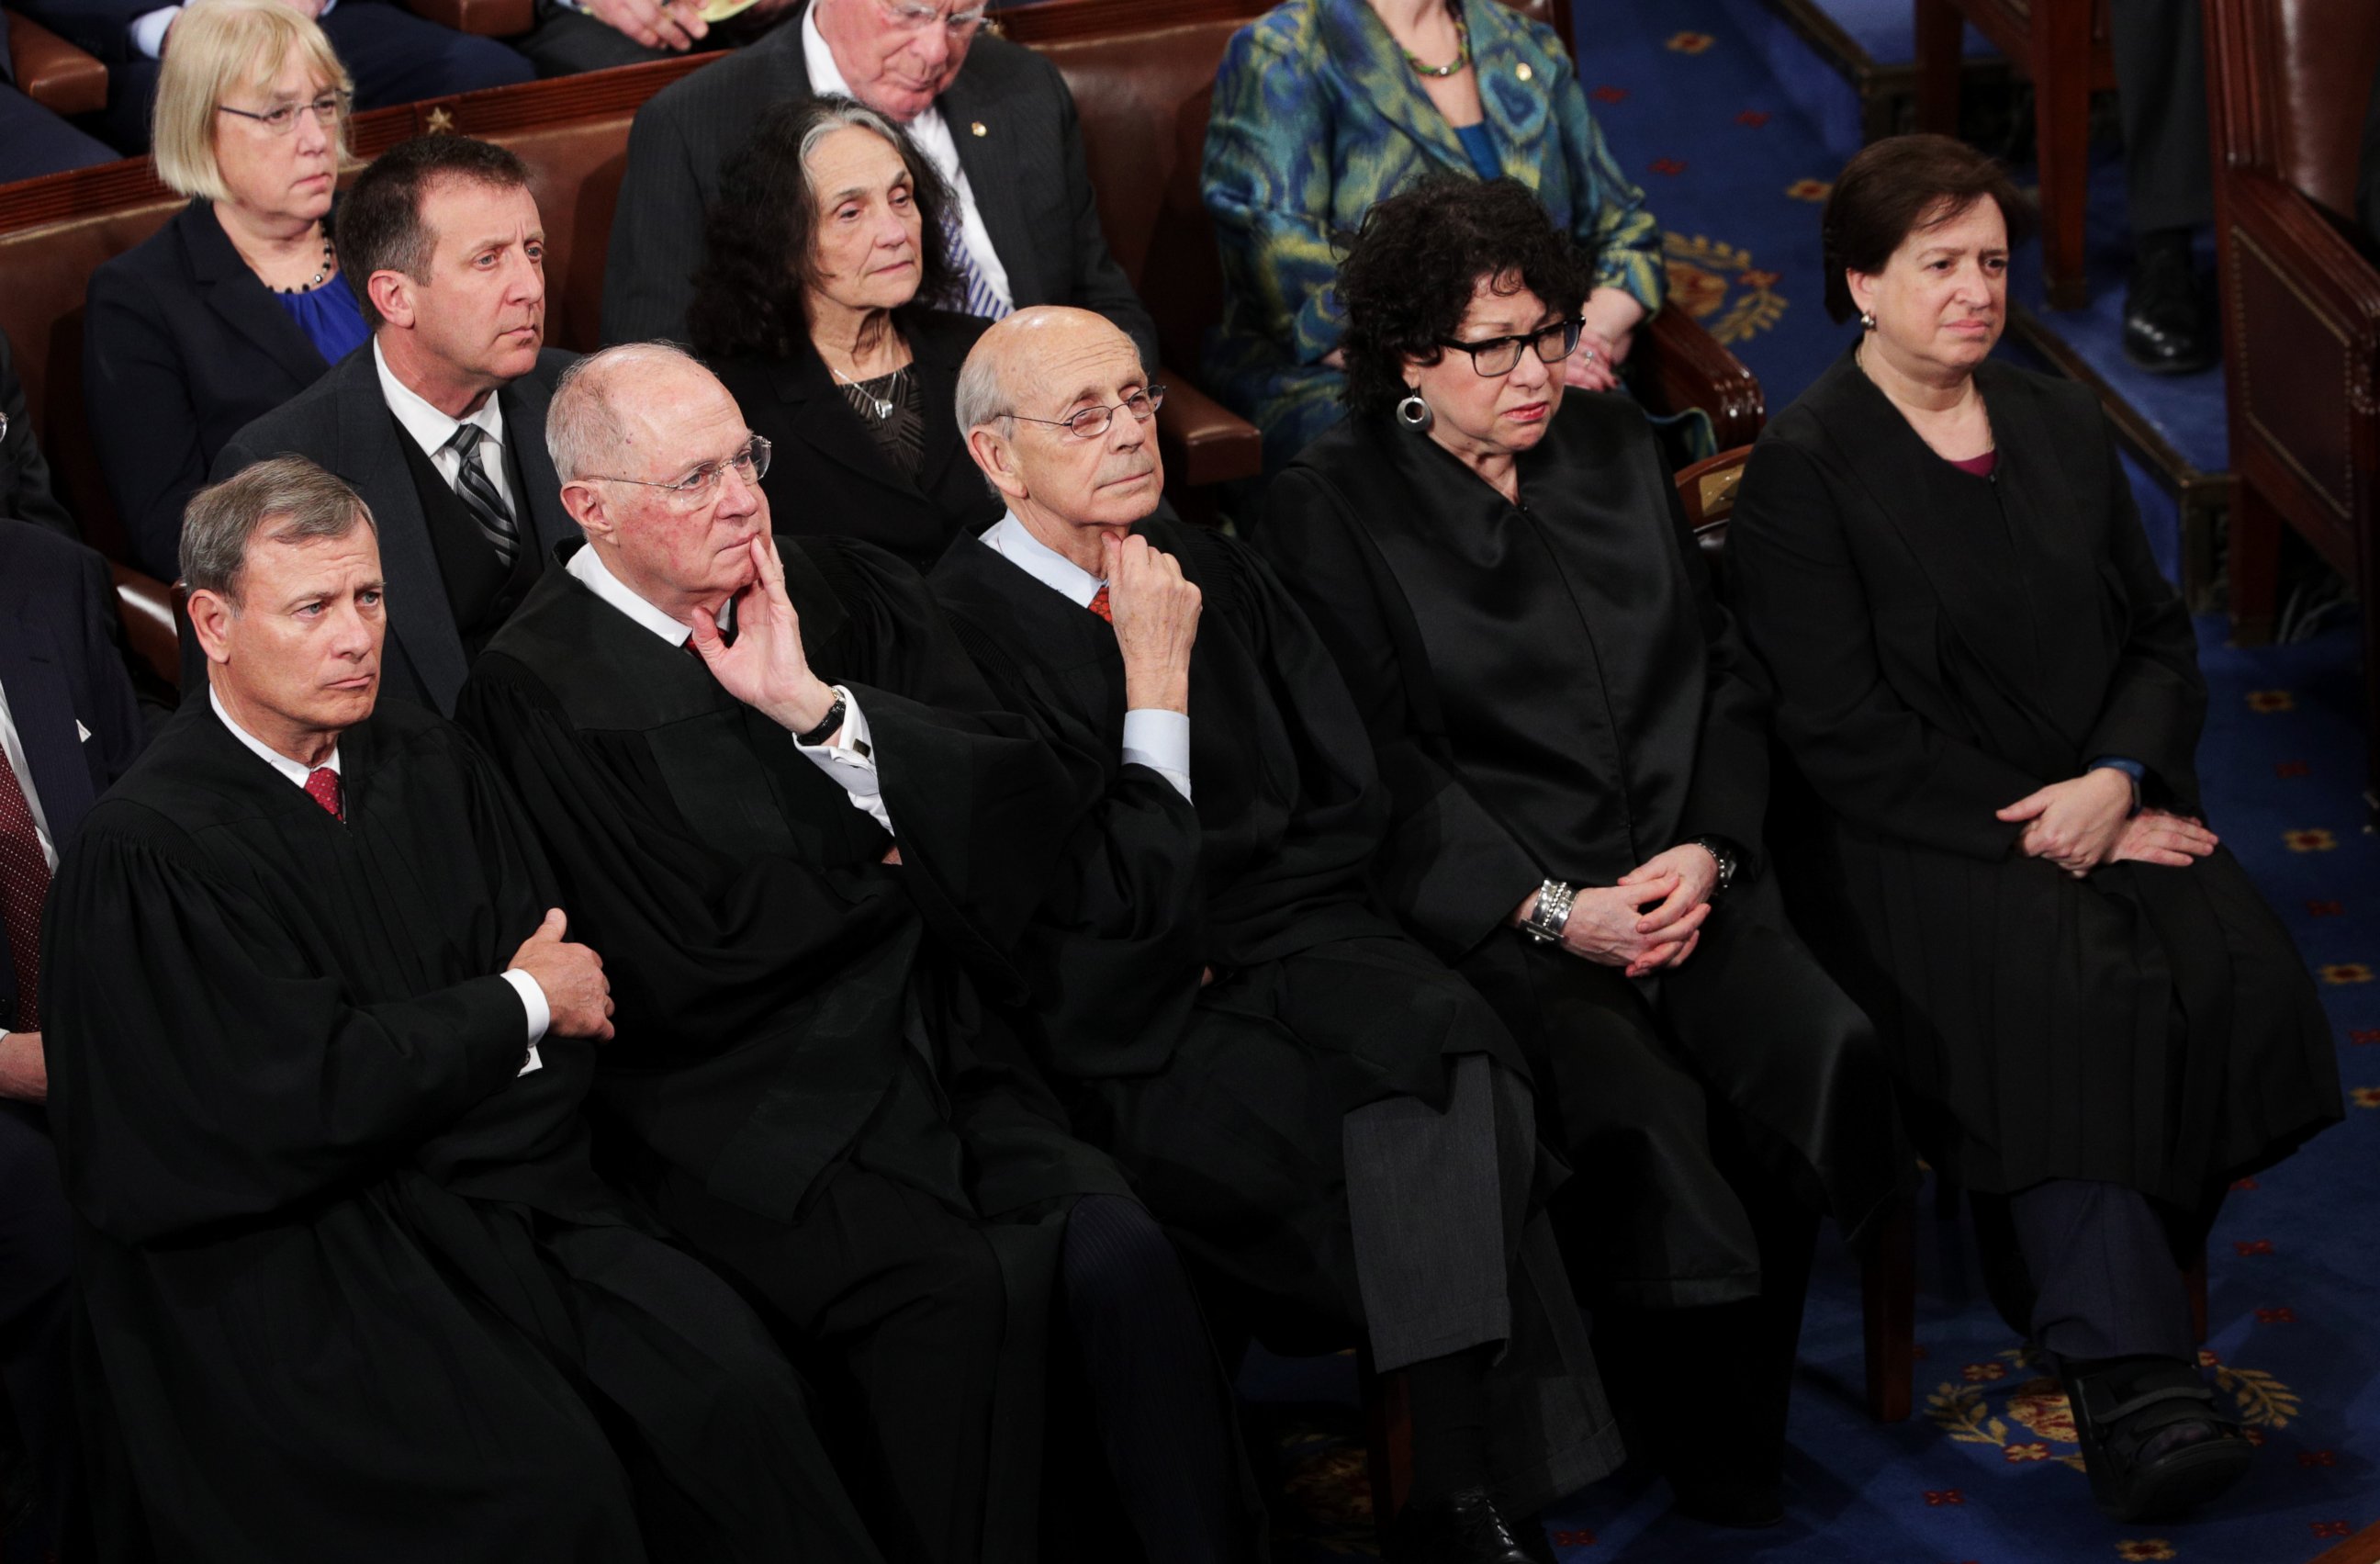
[1396,393,1434,433]
[1858,310,1878,331]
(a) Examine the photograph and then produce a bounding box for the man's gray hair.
[952,343,1010,439]
[181,456,376,601]
[547,341,706,481]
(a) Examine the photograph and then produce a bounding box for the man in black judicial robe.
[455,344,1257,1564]
[926,308,1620,1564]
[212,136,580,714]
[44,457,878,1564]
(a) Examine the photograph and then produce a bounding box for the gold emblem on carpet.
[1663,233,1786,345]
[1928,1346,2296,1476]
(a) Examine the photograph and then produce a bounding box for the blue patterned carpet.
[1248,2,2379,1558]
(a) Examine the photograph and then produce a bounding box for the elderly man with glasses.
[456,341,1260,1564]
[928,307,1622,1564]
[599,0,1157,366]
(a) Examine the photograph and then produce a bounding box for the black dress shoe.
[1381,1488,1537,1564]
[2123,230,2217,376]
[2065,1357,2255,1522]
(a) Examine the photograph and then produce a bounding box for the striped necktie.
[940,208,1012,322]
[443,423,519,567]
[0,747,51,1029]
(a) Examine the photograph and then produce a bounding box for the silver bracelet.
[1521,879,1576,944]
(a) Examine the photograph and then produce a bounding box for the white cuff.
[793,685,894,834]
[500,968,548,1075]
[130,6,179,61]
[1121,708,1193,803]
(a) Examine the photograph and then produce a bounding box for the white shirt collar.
[373,337,505,466]
[803,5,950,141]
[208,685,341,788]
[567,543,696,647]
[980,512,1104,609]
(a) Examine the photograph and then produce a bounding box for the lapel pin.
[1515,62,1533,82]
[971,120,988,138]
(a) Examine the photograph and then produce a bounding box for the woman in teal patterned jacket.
[1203,0,1668,471]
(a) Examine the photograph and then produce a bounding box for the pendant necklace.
[1404,13,1470,77]
[830,362,904,420]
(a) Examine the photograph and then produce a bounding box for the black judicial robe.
[1725,351,2341,1211]
[931,517,1623,1513]
[455,536,1133,1552]
[929,515,1530,1319]
[43,697,876,1564]
[1260,396,1909,1303]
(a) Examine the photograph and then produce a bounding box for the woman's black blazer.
[713,307,998,575]
[84,198,342,579]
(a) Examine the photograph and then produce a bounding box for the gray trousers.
[2009,1178,2196,1363]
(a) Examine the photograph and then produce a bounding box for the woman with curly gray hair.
[689,94,992,570]
[1258,174,1911,1530]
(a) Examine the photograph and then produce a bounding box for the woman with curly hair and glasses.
[687,94,994,571]
[1257,175,1911,1529]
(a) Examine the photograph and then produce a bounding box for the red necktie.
[305,767,344,822]
[1086,585,1113,624]
[0,748,51,1030]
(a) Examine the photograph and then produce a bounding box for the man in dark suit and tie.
[601,0,1157,363]
[1,330,78,540]
[0,516,146,1551]
[213,134,578,715]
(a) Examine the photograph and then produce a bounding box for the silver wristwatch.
[1521,879,1577,944]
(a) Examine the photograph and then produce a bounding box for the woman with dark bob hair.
[1258,174,1910,1528]
[688,96,994,571]
[1727,133,2341,1523]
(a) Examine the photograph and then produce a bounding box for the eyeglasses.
[590,436,772,506]
[1439,318,1582,377]
[216,89,352,137]
[1006,387,1167,441]
[874,0,989,36]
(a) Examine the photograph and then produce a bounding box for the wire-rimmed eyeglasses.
[875,0,989,36]
[216,90,353,137]
[1005,387,1168,441]
[1439,318,1582,377]
[589,436,772,505]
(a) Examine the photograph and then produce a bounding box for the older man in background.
[46,456,876,1563]
[600,0,1155,365]
[457,343,1253,1564]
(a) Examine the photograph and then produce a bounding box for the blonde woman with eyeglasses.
[82,0,374,580]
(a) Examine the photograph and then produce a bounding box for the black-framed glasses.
[1440,318,1581,377]
[590,436,772,505]
[216,90,353,137]
[1007,387,1167,441]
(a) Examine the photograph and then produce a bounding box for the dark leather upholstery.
[2208,0,2380,812]
[399,0,534,39]
[2262,0,2380,219]
[6,9,106,115]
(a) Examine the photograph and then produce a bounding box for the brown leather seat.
[6,9,107,116]
[2207,0,2380,815]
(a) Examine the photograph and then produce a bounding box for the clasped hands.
[1511,842,1722,979]
[1995,770,2218,878]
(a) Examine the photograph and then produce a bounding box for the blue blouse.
[1453,121,1500,181]
[274,273,370,366]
